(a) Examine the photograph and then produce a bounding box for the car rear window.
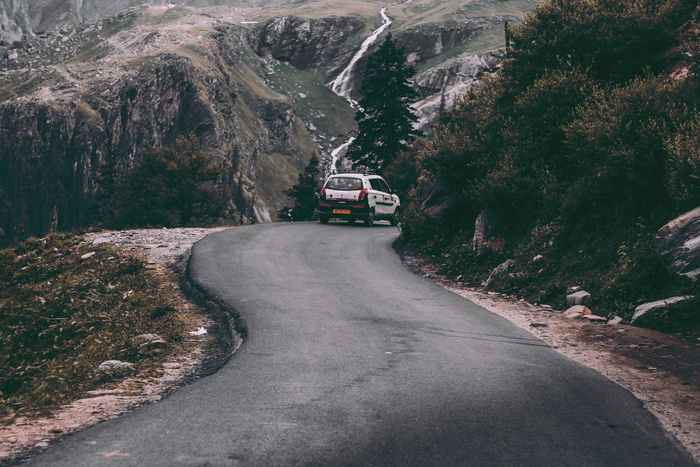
[325,177,363,191]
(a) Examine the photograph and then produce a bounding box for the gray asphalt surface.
[25,222,695,466]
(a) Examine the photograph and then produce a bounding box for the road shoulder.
[400,251,700,464]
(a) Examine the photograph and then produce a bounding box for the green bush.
[278,154,322,222]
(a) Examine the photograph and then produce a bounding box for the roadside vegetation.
[0,233,189,417]
[394,0,700,334]
[97,134,226,229]
[279,154,323,222]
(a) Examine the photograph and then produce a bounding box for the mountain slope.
[0,0,539,246]
[0,5,355,245]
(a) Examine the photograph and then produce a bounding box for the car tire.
[364,209,374,227]
[390,207,400,226]
[319,216,329,224]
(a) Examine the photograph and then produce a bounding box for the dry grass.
[0,233,192,416]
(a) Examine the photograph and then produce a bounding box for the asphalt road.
[25,222,695,466]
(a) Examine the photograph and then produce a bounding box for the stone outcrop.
[564,305,592,319]
[397,17,513,66]
[483,259,516,290]
[630,296,696,325]
[653,206,700,279]
[567,290,592,307]
[413,52,504,99]
[0,0,30,43]
[412,52,503,135]
[247,16,364,74]
[472,209,494,256]
[98,360,133,372]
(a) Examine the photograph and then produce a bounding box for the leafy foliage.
[399,0,700,325]
[346,33,421,172]
[278,154,322,222]
[0,233,185,415]
[100,134,224,229]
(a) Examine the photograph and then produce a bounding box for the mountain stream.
[327,4,396,172]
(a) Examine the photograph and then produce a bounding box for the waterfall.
[328,7,392,105]
[326,3,407,173]
[328,137,355,176]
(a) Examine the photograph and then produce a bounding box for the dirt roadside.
[401,252,700,464]
[0,227,231,465]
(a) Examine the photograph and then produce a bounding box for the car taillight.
[321,187,327,200]
[358,188,368,201]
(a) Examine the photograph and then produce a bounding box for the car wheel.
[348,217,356,225]
[319,215,329,224]
[364,209,374,227]
[390,207,400,226]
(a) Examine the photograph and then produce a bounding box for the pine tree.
[346,33,421,172]
[279,154,322,222]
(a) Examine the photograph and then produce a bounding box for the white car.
[318,173,400,226]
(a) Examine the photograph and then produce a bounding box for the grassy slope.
[0,233,200,416]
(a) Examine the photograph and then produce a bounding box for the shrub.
[101,134,224,229]
[278,154,322,222]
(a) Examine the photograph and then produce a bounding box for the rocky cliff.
[397,17,513,65]
[0,0,29,43]
[247,16,364,76]
[412,51,504,135]
[249,13,514,102]
[0,5,354,246]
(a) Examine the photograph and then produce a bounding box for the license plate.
[333,209,351,214]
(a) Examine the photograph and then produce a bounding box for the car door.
[369,177,395,216]
[368,178,386,216]
[376,178,397,216]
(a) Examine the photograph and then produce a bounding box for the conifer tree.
[346,33,421,172]
[279,154,322,221]
[104,134,224,228]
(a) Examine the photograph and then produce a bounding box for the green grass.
[264,60,356,137]
[0,233,190,416]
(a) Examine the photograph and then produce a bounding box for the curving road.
[26,222,694,466]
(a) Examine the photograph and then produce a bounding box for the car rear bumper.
[318,201,369,218]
